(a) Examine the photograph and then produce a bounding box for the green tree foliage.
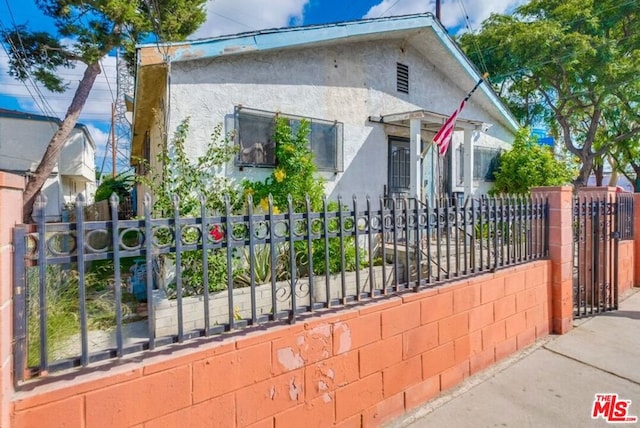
[2,0,207,221]
[459,0,640,187]
[94,173,135,202]
[492,129,576,195]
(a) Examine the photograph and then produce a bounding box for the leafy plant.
[94,173,135,202]
[137,118,242,217]
[137,118,243,297]
[233,244,288,287]
[491,129,576,195]
[243,118,325,212]
[165,250,231,297]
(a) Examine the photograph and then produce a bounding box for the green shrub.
[94,173,135,202]
[136,118,242,297]
[243,118,325,212]
[491,128,576,195]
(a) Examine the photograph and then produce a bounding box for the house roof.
[0,108,96,150]
[0,108,61,123]
[132,13,519,161]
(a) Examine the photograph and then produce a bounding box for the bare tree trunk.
[575,157,593,188]
[607,155,619,187]
[23,62,101,223]
[594,163,603,186]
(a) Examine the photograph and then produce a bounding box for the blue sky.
[0,0,527,175]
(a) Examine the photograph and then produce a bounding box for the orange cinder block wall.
[12,261,551,428]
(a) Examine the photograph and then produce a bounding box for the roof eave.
[138,13,438,66]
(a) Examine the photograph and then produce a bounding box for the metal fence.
[13,193,548,383]
[572,193,634,319]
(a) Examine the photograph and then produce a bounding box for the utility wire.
[377,0,404,18]
[1,1,59,119]
[457,0,488,75]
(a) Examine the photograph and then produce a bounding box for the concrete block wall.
[2,183,638,427]
[618,240,635,296]
[0,173,24,428]
[11,261,551,427]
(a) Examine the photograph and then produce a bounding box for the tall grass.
[26,262,137,366]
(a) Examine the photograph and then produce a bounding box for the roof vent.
[397,63,409,94]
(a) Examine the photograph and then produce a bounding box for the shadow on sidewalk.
[599,310,640,320]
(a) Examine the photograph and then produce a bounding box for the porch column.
[463,129,474,199]
[410,118,421,200]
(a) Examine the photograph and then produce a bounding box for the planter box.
[153,264,402,337]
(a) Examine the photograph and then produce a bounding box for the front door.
[387,137,411,199]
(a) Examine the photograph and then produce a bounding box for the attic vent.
[397,63,409,93]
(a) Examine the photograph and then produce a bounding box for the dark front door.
[388,137,411,199]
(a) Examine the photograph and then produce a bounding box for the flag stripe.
[433,99,466,155]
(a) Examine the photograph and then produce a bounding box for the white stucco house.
[0,109,97,221]
[130,13,519,211]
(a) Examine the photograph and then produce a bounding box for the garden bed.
[153,264,402,337]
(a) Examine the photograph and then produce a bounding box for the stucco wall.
[11,261,551,428]
[164,38,514,202]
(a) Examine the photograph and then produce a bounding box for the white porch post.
[410,118,422,199]
[463,129,474,199]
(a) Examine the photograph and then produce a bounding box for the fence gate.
[573,193,633,319]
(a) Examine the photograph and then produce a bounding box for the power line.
[376,0,404,18]
[0,2,60,121]
[457,0,488,74]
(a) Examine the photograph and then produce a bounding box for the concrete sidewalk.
[387,289,640,428]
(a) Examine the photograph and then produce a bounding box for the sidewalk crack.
[542,345,640,387]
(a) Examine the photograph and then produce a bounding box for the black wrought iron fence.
[573,193,633,318]
[13,192,548,383]
[617,193,634,241]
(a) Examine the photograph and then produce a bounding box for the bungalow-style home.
[130,13,519,211]
[0,109,97,221]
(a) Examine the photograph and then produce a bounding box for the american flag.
[433,99,466,155]
[433,74,488,156]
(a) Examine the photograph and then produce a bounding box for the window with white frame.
[234,107,344,172]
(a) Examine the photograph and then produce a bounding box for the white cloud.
[363,0,528,33]
[83,123,110,163]
[0,48,117,125]
[0,49,125,172]
[192,0,309,39]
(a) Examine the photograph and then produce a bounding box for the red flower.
[209,225,224,240]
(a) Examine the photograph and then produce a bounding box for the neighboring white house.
[131,13,519,211]
[0,109,97,221]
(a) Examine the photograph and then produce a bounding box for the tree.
[2,0,207,222]
[459,0,640,187]
[94,173,134,202]
[491,129,575,195]
[599,101,640,191]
